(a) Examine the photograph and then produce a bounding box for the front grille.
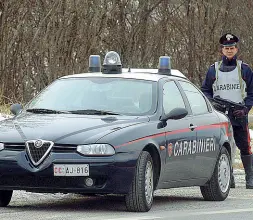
[27,142,51,163]
[52,145,77,153]
[4,143,25,151]
[0,175,82,188]
[4,143,77,153]
[0,175,107,190]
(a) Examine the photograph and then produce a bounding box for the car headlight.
[0,143,4,151]
[77,144,115,156]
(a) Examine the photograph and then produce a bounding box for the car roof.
[61,68,187,82]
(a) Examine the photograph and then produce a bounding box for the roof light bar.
[158,56,171,75]
[89,55,101,72]
[102,51,122,74]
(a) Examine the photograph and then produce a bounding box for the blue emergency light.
[158,56,171,75]
[89,55,101,72]
[102,51,122,74]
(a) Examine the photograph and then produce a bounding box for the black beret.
[219,33,239,46]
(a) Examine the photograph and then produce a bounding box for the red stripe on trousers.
[246,125,252,155]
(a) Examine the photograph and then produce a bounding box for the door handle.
[189,124,197,130]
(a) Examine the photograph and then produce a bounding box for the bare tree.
[0,0,253,104]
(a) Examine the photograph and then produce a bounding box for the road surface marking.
[188,208,253,215]
[104,217,162,220]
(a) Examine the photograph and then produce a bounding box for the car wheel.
[200,147,231,201]
[125,151,154,212]
[0,190,13,207]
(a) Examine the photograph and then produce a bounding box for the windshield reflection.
[26,77,157,116]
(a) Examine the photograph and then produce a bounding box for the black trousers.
[233,125,252,155]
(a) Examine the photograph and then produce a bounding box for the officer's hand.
[233,109,248,117]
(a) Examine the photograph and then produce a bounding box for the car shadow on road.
[5,194,204,212]
[154,195,203,204]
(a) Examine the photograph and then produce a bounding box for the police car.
[0,51,234,212]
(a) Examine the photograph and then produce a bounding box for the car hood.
[0,113,149,144]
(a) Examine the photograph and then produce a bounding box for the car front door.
[178,81,221,180]
[160,80,197,185]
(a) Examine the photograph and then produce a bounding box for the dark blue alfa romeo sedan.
[0,52,234,212]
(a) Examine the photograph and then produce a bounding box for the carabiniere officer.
[201,33,253,189]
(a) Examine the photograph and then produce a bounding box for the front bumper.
[0,150,139,194]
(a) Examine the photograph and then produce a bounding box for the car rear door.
[177,80,221,180]
[161,80,198,184]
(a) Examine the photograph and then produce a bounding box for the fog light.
[85,178,94,187]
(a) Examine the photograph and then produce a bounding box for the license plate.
[54,164,89,176]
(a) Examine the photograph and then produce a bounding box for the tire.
[0,190,13,207]
[125,151,154,212]
[200,147,231,201]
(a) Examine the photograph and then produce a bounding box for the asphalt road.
[1,169,253,220]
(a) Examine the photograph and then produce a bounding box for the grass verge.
[0,104,11,115]
[249,122,253,130]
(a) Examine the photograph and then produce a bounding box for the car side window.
[179,81,208,115]
[163,81,186,115]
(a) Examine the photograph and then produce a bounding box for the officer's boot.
[230,168,235,188]
[241,155,253,189]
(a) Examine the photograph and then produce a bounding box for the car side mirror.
[160,108,188,121]
[10,103,23,115]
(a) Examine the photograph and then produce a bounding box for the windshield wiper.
[69,109,120,115]
[26,108,70,114]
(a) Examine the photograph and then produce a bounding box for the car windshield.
[26,77,157,116]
